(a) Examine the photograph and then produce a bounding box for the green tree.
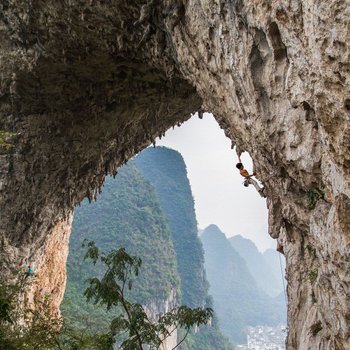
[0,262,62,350]
[82,241,213,350]
[0,244,212,350]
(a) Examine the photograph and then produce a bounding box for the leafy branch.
[83,240,213,349]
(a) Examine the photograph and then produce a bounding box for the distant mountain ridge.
[200,224,286,343]
[229,235,284,297]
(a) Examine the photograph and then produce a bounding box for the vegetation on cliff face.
[0,130,16,151]
[134,147,208,308]
[201,224,286,343]
[0,246,212,350]
[0,273,62,350]
[62,163,180,328]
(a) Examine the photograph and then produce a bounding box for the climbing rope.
[279,252,289,334]
[279,252,288,310]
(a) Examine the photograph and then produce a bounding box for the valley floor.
[236,324,286,350]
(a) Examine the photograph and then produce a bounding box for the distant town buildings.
[236,325,286,350]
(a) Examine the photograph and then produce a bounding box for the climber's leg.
[247,178,266,198]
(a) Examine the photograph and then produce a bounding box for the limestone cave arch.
[0,1,349,349]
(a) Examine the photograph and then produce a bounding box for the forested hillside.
[135,147,233,350]
[201,225,287,343]
[134,147,208,308]
[61,164,180,329]
[62,147,233,349]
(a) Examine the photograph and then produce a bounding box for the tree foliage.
[81,241,213,350]
[0,243,212,350]
[0,261,62,350]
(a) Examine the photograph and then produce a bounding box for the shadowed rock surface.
[0,1,349,349]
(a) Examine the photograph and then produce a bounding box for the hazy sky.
[156,113,275,252]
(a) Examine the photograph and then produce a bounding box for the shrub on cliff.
[0,270,62,350]
[0,243,212,350]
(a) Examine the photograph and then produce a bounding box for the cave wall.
[165,1,350,348]
[0,1,349,349]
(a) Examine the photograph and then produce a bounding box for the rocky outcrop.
[25,215,72,317]
[145,289,178,350]
[0,1,349,349]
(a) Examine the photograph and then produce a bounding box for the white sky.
[156,113,275,252]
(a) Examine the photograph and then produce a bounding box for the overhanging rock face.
[0,1,349,349]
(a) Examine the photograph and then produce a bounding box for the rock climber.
[25,265,34,278]
[236,158,266,198]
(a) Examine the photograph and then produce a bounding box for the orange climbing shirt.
[239,168,251,178]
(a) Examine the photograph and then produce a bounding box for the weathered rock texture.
[145,289,178,350]
[0,1,349,349]
[25,215,72,317]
